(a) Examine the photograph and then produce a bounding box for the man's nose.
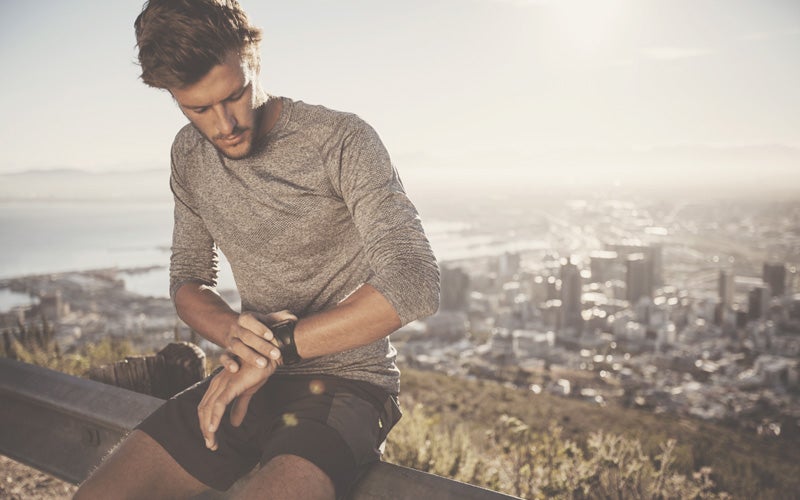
[214,104,237,136]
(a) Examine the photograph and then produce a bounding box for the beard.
[212,127,253,160]
[205,103,266,160]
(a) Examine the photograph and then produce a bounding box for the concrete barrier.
[0,358,519,499]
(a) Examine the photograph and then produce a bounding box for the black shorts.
[135,371,401,497]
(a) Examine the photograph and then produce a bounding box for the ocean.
[0,200,235,311]
[0,199,549,312]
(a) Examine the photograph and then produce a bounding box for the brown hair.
[134,0,263,89]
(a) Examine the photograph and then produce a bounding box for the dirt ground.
[0,455,77,499]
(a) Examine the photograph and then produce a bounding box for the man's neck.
[256,96,283,142]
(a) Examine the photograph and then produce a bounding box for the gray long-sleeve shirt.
[168,97,440,394]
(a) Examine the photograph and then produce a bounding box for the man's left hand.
[197,358,278,451]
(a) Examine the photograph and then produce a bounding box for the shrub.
[1,317,135,376]
[386,403,730,499]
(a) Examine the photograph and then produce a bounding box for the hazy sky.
[1,0,798,190]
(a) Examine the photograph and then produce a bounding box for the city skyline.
[1,0,799,194]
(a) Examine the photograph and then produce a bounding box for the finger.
[235,313,282,361]
[238,312,273,340]
[199,370,241,451]
[262,309,298,325]
[231,327,280,362]
[198,377,225,451]
[207,384,240,445]
[228,336,270,368]
[238,328,282,361]
[220,352,240,373]
[230,393,254,427]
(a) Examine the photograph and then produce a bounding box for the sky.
[0,0,799,193]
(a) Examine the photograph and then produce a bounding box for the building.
[424,311,468,342]
[559,257,583,333]
[748,285,770,321]
[440,265,470,311]
[718,270,735,307]
[38,291,65,321]
[626,253,652,304]
[763,262,786,297]
[513,330,555,358]
[609,243,663,288]
[589,250,618,284]
[489,328,515,362]
[497,252,521,280]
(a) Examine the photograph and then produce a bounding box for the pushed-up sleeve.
[330,116,440,325]
[168,147,219,301]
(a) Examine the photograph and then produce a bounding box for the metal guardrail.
[0,358,519,500]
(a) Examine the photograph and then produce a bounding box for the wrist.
[272,318,302,365]
[222,313,243,349]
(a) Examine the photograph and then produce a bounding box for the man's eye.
[194,107,209,114]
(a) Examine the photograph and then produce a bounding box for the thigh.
[233,454,335,500]
[257,376,393,498]
[134,372,265,491]
[74,430,209,500]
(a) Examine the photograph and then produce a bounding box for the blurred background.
[1,1,799,497]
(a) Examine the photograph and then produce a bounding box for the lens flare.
[309,379,325,395]
[282,412,298,427]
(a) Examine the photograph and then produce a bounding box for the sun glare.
[548,0,628,55]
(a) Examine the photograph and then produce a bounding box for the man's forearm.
[292,284,402,360]
[174,281,402,362]
[174,283,240,348]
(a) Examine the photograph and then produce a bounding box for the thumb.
[230,393,254,427]
[220,352,240,373]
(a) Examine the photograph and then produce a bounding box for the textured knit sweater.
[168,97,440,394]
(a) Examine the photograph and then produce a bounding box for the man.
[75,0,439,498]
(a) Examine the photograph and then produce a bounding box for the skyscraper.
[589,250,618,284]
[719,270,735,307]
[748,285,770,321]
[498,252,521,280]
[440,265,471,311]
[609,243,662,289]
[559,257,583,333]
[626,253,652,304]
[763,262,786,297]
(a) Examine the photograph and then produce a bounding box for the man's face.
[170,52,263,160]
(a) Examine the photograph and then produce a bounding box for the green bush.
[1,317,135,376]
[386,404,730,499]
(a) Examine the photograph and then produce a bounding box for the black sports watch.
[272,319,302,365]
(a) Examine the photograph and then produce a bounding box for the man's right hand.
[223,312,282,369]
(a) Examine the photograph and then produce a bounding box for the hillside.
[2,326,796,498]
[393,367,799,499]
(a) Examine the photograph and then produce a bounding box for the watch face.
[272,320,295,347]
[271,319,301,364]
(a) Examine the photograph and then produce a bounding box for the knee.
[242,454,335,499]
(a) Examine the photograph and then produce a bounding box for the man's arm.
[173,283,281,366]
[328,115,441,327]
[292,282,400,358]
[173,280,400,365]
[177,280,401,451]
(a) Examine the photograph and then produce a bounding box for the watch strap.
[272,319,301,365]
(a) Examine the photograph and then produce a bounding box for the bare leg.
[74,430,209,500]
[232,454,335,500]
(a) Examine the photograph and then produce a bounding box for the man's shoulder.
[285,98,368,137]
[287,98,356,122]
[171,123,205,159]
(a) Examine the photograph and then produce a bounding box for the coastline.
[0,266,239,355]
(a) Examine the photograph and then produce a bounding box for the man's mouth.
[217,129,248,147]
